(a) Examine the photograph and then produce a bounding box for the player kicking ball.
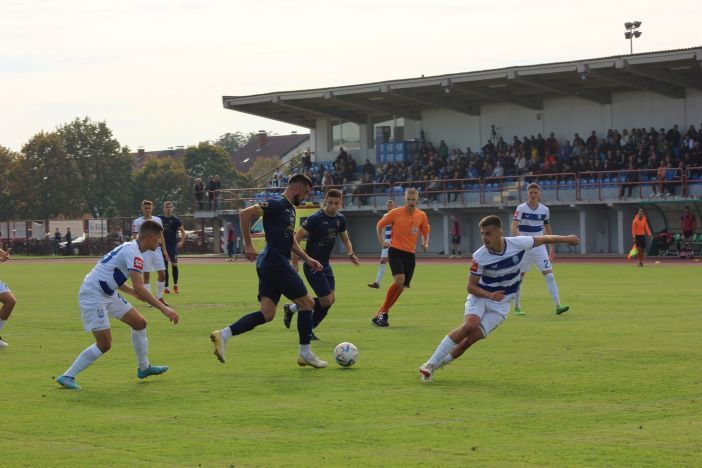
[56,221,179,390]
[418,215,578,382]
[512,183,569,316]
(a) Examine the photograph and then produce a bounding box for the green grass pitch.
[1,260,701,466]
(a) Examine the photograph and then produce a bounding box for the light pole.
[624,21,642,54]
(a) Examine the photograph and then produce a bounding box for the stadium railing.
[213,167,701,210]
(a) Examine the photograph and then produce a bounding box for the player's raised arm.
[177,223,186,249]
[532,234,579,248]
[128,270,178,324]
[239,204,260,262]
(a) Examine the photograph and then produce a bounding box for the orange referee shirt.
[632,216,652,237]
[377,207,430,253]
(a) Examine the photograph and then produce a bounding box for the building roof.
[231,133,309,172]
[223,47,702,127]
[131,148,186,171]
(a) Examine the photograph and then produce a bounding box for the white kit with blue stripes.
[470,236,536,301]
[513,202,550,236]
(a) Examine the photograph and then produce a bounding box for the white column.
[579,210,587,254]
[442,214,450,256]
[616,208,625,254]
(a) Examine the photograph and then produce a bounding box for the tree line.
[0,119,280,220]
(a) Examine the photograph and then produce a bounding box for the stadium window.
[330,120,360,151]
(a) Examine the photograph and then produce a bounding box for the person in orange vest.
[632,207,652,267]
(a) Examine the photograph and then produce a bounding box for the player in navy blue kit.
[158,201,186,294]
[283,189,359,340]
[210,174,329,368]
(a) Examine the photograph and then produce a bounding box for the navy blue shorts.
[257,259,308,305]
[165,244,178,264]
[303,263,335,297]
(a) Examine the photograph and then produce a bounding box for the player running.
[367,199,395,288]
[283,189,359,340]
[209,174,329,368]
[0,248,17,348]
[371,188,430,327]
[56,221,179,390]
[132,200,169,305]
[418,215,579,382]
[512,183,570,316]
[158,201,186,294]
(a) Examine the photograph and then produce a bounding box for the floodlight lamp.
[633,21,642,28]
[624,22,633,29]
[624,32,633,39]
[633,31,642,38]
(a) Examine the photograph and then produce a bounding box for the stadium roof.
[223,47,702,128]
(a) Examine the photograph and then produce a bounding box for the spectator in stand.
[438,140,449,159]
[632,207,652,267]
[619,162,640,198]
[206,176,217,210]
[321,170,333,193]
[362,159,375,178]
[301,150,312,171]
[270,174,280,188]
[194,177,206,210]
[680,206,697,257]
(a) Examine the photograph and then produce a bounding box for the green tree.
[184,141,248,188]
[20,132,82,219]
[0,146,21,220]
[133,158,191,214]
[58,117,134,217]
[214,131,256,156]
[247,156,282,185]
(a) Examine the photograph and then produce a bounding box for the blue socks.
[229,311,266,336]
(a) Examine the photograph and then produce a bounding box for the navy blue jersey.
[257,196,296,262]
[301,209,347,264]
[158,215,183,246]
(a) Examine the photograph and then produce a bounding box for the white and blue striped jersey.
[470,236,536,302]
[83,241,145,296]
[513,202,550,236]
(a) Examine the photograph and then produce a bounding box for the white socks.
[427,336,457,367]
[219,326,233,343]
[0,319,5,332]
[156,281,165,299]
[299,344,311,356]
[544,273,560,305]
[131,328,150,371]
[435,353,454,370]
[375,264,386,284]
[289,304,299,313]
[65,344,103,378]
[514,287,522,308]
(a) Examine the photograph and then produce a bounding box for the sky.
[1,0,700,153]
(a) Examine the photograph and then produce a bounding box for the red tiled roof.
[131,149,185,170]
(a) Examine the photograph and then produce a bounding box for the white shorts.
[464,294,511,337]
[0,280,10,295]
[380,248,389,259]
[143,248,166,272]
[78,286,133,332]
[520,245,552,273]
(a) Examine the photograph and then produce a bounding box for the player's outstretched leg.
[210,310,266,364]
[296,300,327,368]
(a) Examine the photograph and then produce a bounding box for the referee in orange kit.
[372,187,430,327]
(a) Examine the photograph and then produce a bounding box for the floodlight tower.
[624,21,642,54]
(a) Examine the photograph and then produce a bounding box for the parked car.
[59,235,87,255]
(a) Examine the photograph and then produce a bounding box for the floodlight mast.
[624,21,642,54]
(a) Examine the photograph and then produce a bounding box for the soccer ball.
[334,342,358,367]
